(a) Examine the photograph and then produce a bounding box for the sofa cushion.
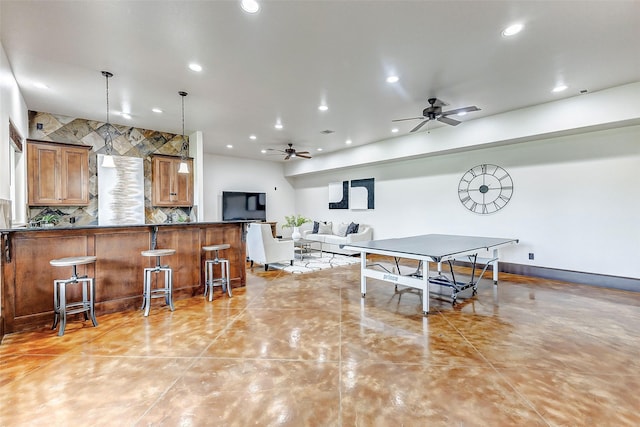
[317,222,333,234]
[334,222,349,237]
[305,233,325,243]
[324,234,348,245]
[312,221,320,233]
[346,222,359,235]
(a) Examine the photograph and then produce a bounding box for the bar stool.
[141,249,176,316]
[50,256,98,336]
[202,244,232,301]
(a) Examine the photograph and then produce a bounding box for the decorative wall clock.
[458,164,513,214]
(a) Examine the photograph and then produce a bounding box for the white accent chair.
[246,223,294,271]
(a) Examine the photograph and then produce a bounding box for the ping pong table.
[342,234,518,315]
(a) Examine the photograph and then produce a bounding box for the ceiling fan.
[267,143,312,160]
[393,97,480,132]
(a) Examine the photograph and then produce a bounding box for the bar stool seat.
[203,244,232,301]
[141,249,176,316]
[50,255,98,336]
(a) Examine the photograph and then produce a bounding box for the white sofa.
[301,221,372,255]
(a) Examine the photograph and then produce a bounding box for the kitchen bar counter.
[0,222,246,337]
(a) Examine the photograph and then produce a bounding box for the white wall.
[292,125,640,279]
[0,40,28,224]
[201,154,297,236]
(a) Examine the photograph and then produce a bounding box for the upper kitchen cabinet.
[27,139,90,206]
[151,154,193,207]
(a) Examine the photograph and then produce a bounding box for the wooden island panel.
[1,222,246,335]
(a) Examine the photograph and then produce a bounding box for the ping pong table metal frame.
[342,235,518,315]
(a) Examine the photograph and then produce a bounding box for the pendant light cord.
[102,71,114,156]
[179,91,188,159]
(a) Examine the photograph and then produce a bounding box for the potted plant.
[40,213,60,228]
[282,214,310,241]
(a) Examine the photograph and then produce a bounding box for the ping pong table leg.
[423,261,430,315]
[492,249,499,284]
[360,251,367,297]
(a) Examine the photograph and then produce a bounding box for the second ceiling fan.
[267,143,312,160]
[393,97,480,132]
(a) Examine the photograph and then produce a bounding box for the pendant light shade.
[177,160,189,174]
[178,91,190,174]
[101,70,116,168]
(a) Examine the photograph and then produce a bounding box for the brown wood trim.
[26,138,92,150]
[9,119,23,152]
[150,153,193,160]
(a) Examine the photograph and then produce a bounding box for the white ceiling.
[1,1,639,162]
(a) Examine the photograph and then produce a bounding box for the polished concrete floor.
[1,257,639,426]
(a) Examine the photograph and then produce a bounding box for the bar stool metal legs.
[203,244,232,301]
[50,256,98,336]
[141,249,176,316]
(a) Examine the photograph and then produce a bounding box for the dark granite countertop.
[0,220,252,233]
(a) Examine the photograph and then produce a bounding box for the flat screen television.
[222,191,267,221]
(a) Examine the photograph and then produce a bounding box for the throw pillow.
[335,222,349,237]
[346,222,360,235]
[312,221,320,234]
[317,222,333,234]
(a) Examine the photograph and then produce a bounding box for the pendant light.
[177,91,189,174]
[101,70,116,168]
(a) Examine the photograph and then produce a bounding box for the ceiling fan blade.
[392,117,424,122]
[441,106,480,116]
[296,153,312,159]
[410,120,429,132]
[284,154,291,160]
[437,116,461,126]
[295,151,310,155]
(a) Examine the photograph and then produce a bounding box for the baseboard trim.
[504,263,639,292]
[457,260,639,292]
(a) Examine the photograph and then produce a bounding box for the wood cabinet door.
[61,146,89,204]
[27,142,60,205]
[174,158,193,206]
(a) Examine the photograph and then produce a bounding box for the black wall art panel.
[328,181,349,209]
[350,178,375,209]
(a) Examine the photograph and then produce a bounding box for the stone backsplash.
[27,111,192,227]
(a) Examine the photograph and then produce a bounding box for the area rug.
[269,252,360,274]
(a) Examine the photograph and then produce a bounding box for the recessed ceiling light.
[317,148,323,152]
[502,23,523,37]
[345,139,352,145]
[261,149,267,154]
[121,113,132,120]
[318,105,328,111]
[241,0,260,13]
[552,84,568,93]
[391,128,399,133]
[152,108,163,113]
[189,63,202,72]
[226,144,233,149]
[274,122,283,130]
[34,82,49,89]
[386,75,399,83]
[249,135,257,140]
